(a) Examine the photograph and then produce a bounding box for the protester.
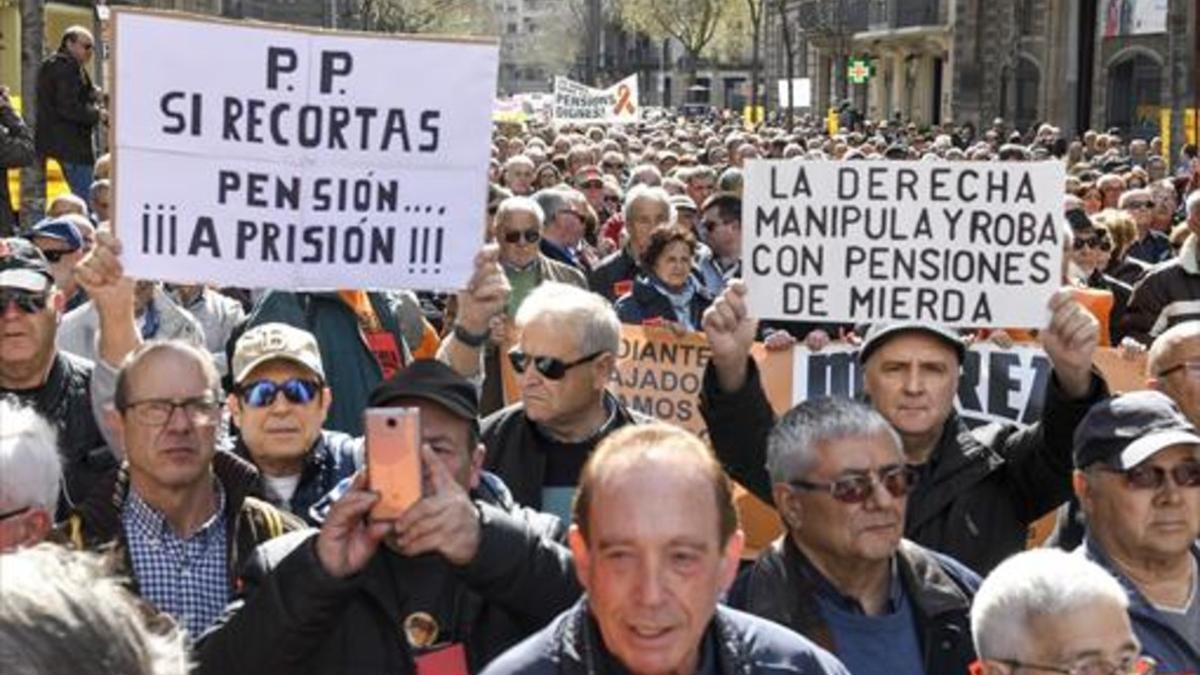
[589,184,674,301]
[701,281,1104,573]
[0,85,34,237]
[1148,321,1200,426]
[1123,191,1200,344]
[1093,208,1152,287]
[482,282,649,518]
[1072,390,1200,672]
[695,191,742,296]
[503,155,536,196]
[729,397,978,674]
[196,360,579,674]
[23,215,87,302]
[481,423,850,675]
[615,224,711,332]
[35,26,104,198]
[0,399,61,551]
[89,177,111,222]
[0,543,188,675]
[59,279,206,364]
[532,189,588,271]
[1122,188,1173,264]
[970,548,1152,675]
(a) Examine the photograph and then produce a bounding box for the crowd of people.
[1,23,1198,675]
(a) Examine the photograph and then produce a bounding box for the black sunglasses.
[1098,462,1200,490]
[1073,236,1112,251]
[0,289,49,314]
[40,249,72,263]
[789,465,920,504]
[508,349,605,380]
[239,378,322,408]
[503,229,541,244]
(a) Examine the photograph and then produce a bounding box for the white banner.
[111,9,499,291]
[552,74,639,125]
[776,78,812,109]
[742,160,1065,327]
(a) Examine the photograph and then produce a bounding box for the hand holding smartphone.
[365,407,423,520]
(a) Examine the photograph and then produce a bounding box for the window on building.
[1015,57,1040,132]
[1106,53,1163,140]
[1017,0,1036,36]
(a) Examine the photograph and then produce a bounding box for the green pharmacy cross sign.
[847,58,873,84]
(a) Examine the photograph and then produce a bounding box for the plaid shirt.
[123,480,229,642]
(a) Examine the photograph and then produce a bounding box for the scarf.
[650,275,699,330]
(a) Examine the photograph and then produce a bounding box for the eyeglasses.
[993,654,1156,675]
[503,229,541,244]
[1073,236,1112,252]
[0,289,49,314]
[1098,462,1200,490]
[580,181,604,190]
[704,217,740,232]
[508,349,605,380]
[0,505,31,521]
[123,396,220,426]
[40,249,73,263]
[1157,361,1200,379]
[789,465,920,504]
[1124,200,1154,210]
[239,378,321,408]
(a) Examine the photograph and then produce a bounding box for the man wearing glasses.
[695,192,742,296]
[1148,321,1200,427]
[35,26,105,199]
[1072,391,1200,673]
[62,340,300,642]
[1123,193,1200,345]
[729,397,980,675]
[1121,189,1172,265]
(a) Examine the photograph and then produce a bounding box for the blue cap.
[1073,391,1200,470]
[24,217,83,251]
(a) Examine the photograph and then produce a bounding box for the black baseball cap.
[368,359,478,422]
[858,321,966,365]
[1065,208,1093,233]
[0,237,54,292]
[1073,391,1200,470]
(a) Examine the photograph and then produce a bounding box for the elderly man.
[589,185,674,301]
[1072,390,1200,672]
[494,196,586,317]
[1123,188,1173,264]
[503,155,536,196]
[482,424,850,675]
[35,26,103,198]
[0,237,111,515]
[730,397,978,675]
[0,400,61,551]
[482,282,649,519]
[532,189,588,272]
[196,360,579,674]
[682,165,717,217]
[701,282,1105,573]
[695,192,742,296]
[1123,193,1200,344]
[970,549,1152,675]
[228,323,360,524]
[1148,321,1200,426]
[23,215,88,303]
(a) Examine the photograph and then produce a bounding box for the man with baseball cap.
[0,237,112,516]
[24,215,89,309]
[700,281,1105,573]
[197,359,580,674]
[1072,391,1200,672]
[228,323,361,524]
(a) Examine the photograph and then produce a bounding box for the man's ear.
[592,352,616,390]
[105,407,126,451]
[467,443,485,491]
[1073,469,1094,514]
[568,525,591,592]
[320,386,333,418]
[772,483,802,532]
[227,392,243,428]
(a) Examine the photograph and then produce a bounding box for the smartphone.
[365,407,422,520]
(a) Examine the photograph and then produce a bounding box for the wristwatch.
[453,322,490,348]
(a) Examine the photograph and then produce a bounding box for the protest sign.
[552,74,639,125]
[111,9,498,291]
[742,160,1065,327]
[776,78,812,109]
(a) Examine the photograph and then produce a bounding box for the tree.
[348,0,495,35]
[797,0,858,106]
[745,0,765,118]
[616,0,731,86]
[773,0,798,130]
[19,0,44,229]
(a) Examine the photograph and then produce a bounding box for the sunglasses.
[40,249,73,263]
[580,181,604,189]
[789,465,920,504]
[1124,200,1154,210]
[0,289,49,314]
[508,349,605,380]
[1098,462,1200,490]
[1073,236,1112,251]
[239,378,321,408]
[503,229,541,244]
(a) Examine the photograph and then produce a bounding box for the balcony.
[867,0,947,30]
[795,0,870,35]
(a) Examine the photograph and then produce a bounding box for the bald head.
[1148,321,1200,426]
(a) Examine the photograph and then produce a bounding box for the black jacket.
[587,247,639,302]
[1,351,113,517]
[614,275,713,330]
[1121,235,1200,344]
[195,482,580,674]
[0,101,34,235]
[729,537,977,675]
[233,429,363,525]
[700,359,1107,574]
[481,392,652,510]
[480,599,850,675]
[35,49,100,164]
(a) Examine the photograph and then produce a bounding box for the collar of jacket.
[1082,535,1200,621]
[903,413,1006,531]
[554,599,750,675]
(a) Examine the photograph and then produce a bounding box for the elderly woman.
[534,162,562,190]
[1093,208,1151,286]
[614,225,711,332]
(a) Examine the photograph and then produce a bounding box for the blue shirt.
[123,480,229,642]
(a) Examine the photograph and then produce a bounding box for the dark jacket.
[1121,235,1200,345]
[730,537,978,675]
[1125,230,1173,266]
[700,359,1107,574]
[1105,256,1151,288]
[480,599,851,675]
[60,450,302,596]
[481,391,652,510]
[0,101,34,235]
[614,275,712,330]
[234,429,363,525]
[34,49,100,164]
[587,247,640,302]
[1,351,113,518]
[195,479,580,675]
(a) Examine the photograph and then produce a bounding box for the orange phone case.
[365,407,422,520]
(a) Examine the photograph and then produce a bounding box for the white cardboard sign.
[552,74,639,125]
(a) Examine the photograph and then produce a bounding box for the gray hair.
[1118,188,1152,209]
[0,544,188,674]
[0,400,61,513]
[514,282,620,356]
[532,189,571,224]
[766,397,901,483]
[626,164,662,190]
[971,549,1130,661]
[495,196,544,230]
[623,184,675,225]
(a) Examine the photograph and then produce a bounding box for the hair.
[971,549,1129,661]
[0,400,61,513]
[515,282,620,357]
[718,167,744,194]
[59,25,93,50]
[46,193,88,218]
[639,224,697,271]
[531,189,570,225]
[495,195,545,231]
[1148,320,1200,378]
[1118,188,1151,209]
[766,397,902,483]
[1091,208,1137,256]
[683,165,716,185]
[625,164,662,190]
[113,341,222,413]
[0,544,188,674]
[573,423,738,546]
[503,154,534,171]
[622,184,675,225]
